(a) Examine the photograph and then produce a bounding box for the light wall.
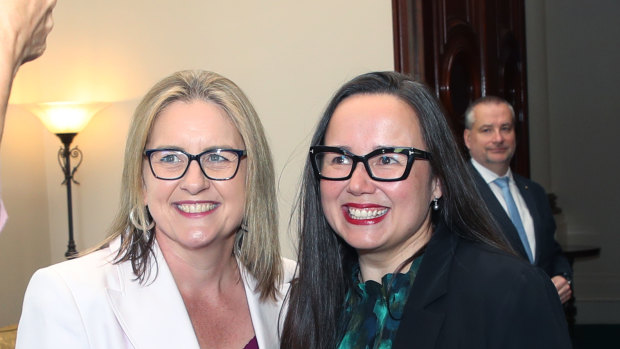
[526,0,620,323]
[0,108,50,326]
[0,0,393,325]
[544,0,620,323]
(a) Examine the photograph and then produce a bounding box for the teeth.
[348,207,388,220]
[177,203,217,213]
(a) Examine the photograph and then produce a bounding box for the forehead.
[472,102,513,125]
[325,93,426,151]
[147,100,244,148]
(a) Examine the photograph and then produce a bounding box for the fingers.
[558,283,572,304]
[23,1,56,61]
[551,275,573,304]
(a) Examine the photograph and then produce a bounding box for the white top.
[16,236,296,349]
[471,159,536,256]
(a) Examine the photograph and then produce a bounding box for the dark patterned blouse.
[337,255,424,349]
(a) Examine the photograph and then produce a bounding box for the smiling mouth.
[347,207,389,220]
[176,203,218,213]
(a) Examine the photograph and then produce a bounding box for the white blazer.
[16,237,296,348]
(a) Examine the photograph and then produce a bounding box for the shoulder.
[513,173,546,194]
[453,238,551,292]
[455,239,570,343]
[457,238,529,267]
[19,244,119,329]
[26,242,121,297]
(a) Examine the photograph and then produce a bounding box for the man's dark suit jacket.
[468,163,572,279]
[392,222,571,348]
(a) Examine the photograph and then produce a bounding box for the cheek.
[221,175,247,220]
[476,135,490,145]
[230,181,246,207]
[396,172,434,207]
[231,167,247,202]
[143,177,175,207]
[506,133,517,144]
[319,181,341,204]
[319,181,343,221]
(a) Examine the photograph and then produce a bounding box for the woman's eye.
[160,153,181,163]
[377,155,398,165]
[206,154,225,162]
[331,155,350,165]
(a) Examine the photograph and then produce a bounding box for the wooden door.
[393,0,530,176]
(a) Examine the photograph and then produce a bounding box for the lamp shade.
[28,102,107,134]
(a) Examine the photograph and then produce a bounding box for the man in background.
[464,96,573,304]
[0,0,57,232]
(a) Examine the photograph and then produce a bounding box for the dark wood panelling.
[393,0,530,177]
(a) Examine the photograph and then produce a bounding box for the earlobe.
[433,178,443,199]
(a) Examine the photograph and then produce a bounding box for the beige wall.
[0,108,50,326]
[0,0,394,326]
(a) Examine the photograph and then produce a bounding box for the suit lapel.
[106,238,200,349]
[392,223,455,349]
[469,164,530,260]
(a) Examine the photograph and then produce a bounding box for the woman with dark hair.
[281,71,570,348]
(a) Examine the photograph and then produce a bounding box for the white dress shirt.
[471,159,536,256]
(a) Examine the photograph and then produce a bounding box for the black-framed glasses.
[309,146,432,182]
[144,148,246,180]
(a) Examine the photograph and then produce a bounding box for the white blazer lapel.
[240,261,290,349]
[106,238,200,349]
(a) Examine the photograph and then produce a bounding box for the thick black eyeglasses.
[144,148,246,180]
[309,145,432,182]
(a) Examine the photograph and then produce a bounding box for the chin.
[342,235,385,252]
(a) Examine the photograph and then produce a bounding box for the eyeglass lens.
[149,149,242,180]
[314,151,409,180]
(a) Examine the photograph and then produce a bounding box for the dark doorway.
[392,0,530,176]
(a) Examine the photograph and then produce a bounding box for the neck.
[357,219,433,283]
[485,162,510,176]
[491,166,509,177]
[471,157,510,177]
[156,234,240,296]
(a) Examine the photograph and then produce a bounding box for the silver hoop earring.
[129,206,155,232]
[432,197,439,211]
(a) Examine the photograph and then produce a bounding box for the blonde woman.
[17,70,294,348]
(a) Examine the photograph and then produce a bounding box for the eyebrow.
[478,122,512,128]
[146,145,240,152]
[323,144,412,153]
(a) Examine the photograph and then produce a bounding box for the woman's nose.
[346,164,376,195]
[180,161,210,193]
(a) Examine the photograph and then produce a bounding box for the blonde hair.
[96,70,281,300]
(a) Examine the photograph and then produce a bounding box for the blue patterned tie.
[494,177,534,263]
